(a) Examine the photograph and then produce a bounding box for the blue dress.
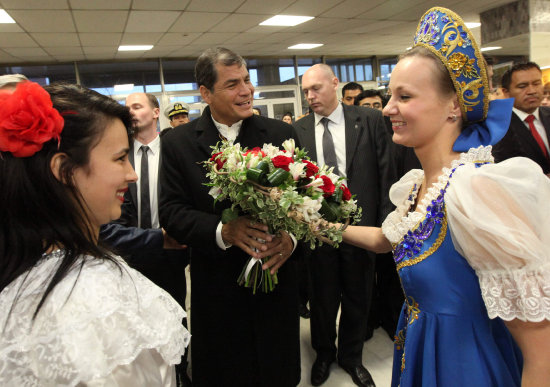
[383,150,526,387]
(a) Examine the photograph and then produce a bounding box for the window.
[326,58,373,82]
[0,64,76,85]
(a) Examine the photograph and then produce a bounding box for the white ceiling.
[0,0,523,65]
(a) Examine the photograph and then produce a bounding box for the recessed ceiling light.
[480,46,502,52]
[465,22,481,28]
[118,45,154,51]
[0,9,15,23]
[114,84,134,92]
[260,15,314,27]
[288,43,323,50]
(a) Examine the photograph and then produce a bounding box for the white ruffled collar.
[382,146,493,244]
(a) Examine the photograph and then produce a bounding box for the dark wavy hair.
[0,83,132,319]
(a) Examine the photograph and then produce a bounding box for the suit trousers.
[309,243,374,366]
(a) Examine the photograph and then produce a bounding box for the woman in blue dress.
[342,7,550,387]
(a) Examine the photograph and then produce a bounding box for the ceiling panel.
[235,0,295,15]
[209,14,271,33]
[281,0,344,17]
[120,32,164,45]
[8,10,75,32]
[190,32,239,45]
[125,11,181,33]
[156,33,202,45]
[73,10,128,33]
[31,33,80,47]
[69,0,132,10]
[79,33,122,46]
[186,0,244,13]
[131,0,190,10]
[169,12,229,33]
[0,0,69,9]
[43,46,84,56]
[0,33,39,47]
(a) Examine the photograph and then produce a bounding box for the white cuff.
[216,221,232,250]
[288,233,297,254]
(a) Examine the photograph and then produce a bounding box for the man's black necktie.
[140,145,152,229]
[321,117,340,175]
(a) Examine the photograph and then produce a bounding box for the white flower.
[306,176,324,189]
[288,162,305,181]
[225,151,243,171]
[262,143,280,158]
[282,138,295,155]
[326,171,341,184]
[208,186,222,199]
[246,154,261,169]
[295,196,322,222]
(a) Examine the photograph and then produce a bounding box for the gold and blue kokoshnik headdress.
[414,7,489,123]
[413,7,513,151]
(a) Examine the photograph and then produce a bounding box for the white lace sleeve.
[0,253,191,386]
[446,157,550,322]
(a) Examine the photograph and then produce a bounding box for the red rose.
[340,185,352,201]
[244,147,266,157]
[302,159,319,178]
[0,81,64,157]
[272,155,294,171]
[210,151,225,169]
[318,175,335,197]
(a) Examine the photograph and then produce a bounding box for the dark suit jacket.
[159,106,301,386]
[113,137,189,308]
[493,106,550,174]
[293,104,395,228]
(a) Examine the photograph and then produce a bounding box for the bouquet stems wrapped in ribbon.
[205,139,362,294]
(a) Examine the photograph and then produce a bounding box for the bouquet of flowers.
[205,138,362,293]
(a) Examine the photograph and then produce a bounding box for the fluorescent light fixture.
[0,9,15,23]
[114,84,134,92]
[260,15,314,27]
[480,46,502,52]
[541,65,550,70]
[288,43,323,50]
[406,46,412,50]
[118,45,153,51]
[465,22,481,28]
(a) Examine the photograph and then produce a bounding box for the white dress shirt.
[134,135,160,229]
[314,103,347,179]
[513,107,549,152]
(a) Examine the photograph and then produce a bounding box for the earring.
[451,114,458,122]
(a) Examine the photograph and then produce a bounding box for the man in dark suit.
[493,62,550,174]
[159,47,300,387]
[294,64,395,387]
[116,92,191,386]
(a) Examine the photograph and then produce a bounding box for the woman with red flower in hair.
[0,82,189,386]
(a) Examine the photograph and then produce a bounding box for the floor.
[297,314,394,387]
[184,267,395,387]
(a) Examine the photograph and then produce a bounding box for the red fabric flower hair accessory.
[0,81,64,157]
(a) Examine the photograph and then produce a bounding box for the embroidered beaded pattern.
[414,7,489,123]
[393,161,491,270]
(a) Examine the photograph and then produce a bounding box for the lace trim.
[382,145,493,244]
[0,252,190,386]
[479,262,550,322]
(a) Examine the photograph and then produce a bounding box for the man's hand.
[221,217,272,258]
[259,231,294,274]
[162,228,187,250]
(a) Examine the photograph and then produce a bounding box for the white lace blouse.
[382,146,550,322]
[0,251,191,386]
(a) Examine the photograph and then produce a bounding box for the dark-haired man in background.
[493,62,550,174]
[341,81,364,106]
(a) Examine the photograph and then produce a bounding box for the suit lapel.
[295,114,317,161]
[343,105,363,173]
[195,106,226,158]
[540,107,550,147]
[235,115,266,148]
